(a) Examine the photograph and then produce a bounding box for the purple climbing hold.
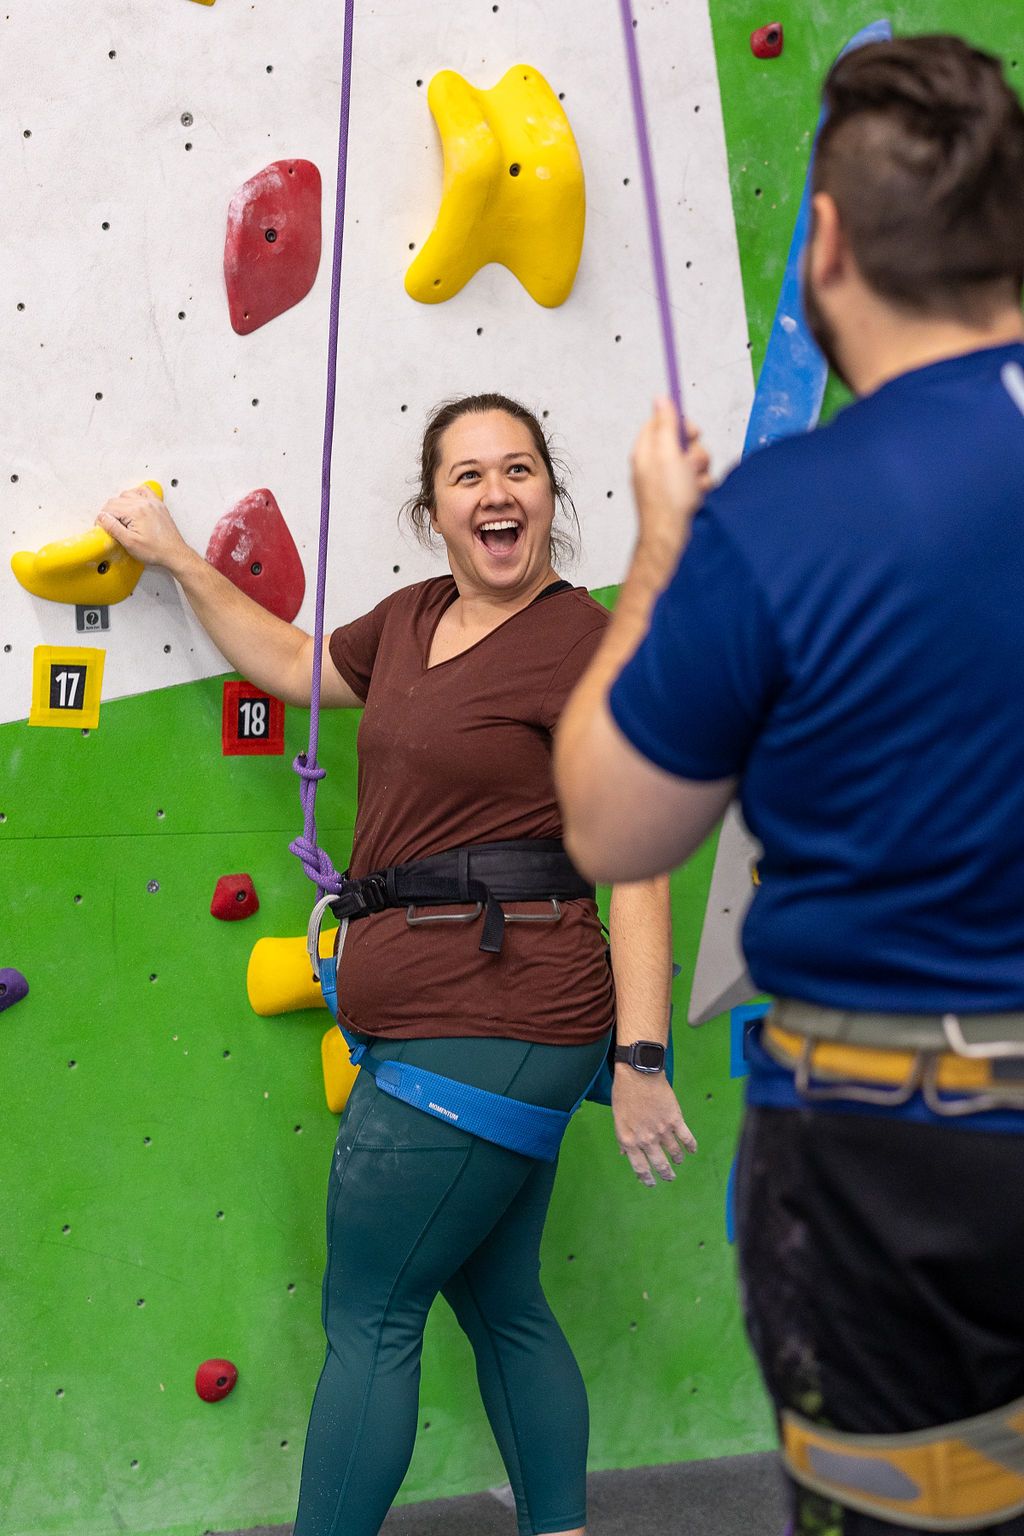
[0,969,29,1013]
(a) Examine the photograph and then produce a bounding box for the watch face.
[633,1042,665,1070]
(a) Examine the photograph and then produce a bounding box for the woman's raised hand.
[96,485,194,577]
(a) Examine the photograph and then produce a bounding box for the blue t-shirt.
[610,343,1024,1012]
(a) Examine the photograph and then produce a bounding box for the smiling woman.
[96,392,693,1536]
[400,392,581,572]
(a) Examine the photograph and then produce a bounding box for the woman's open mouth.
[476,519,524,559]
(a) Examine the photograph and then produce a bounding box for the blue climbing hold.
[0,969,29,1013]
[743,18,893,457]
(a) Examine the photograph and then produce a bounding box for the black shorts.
[734,1103,1024,1536]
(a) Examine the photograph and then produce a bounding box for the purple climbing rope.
[289,0,356,899]
[292,0,686,896]
[618,0,687,429]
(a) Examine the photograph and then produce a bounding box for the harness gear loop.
[782,1396,1024,1530]
[942,1012,1024,1061]
[765,1020,1024,1118]
[793,1033,925,1109]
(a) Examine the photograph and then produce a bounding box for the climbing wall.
[4,2,1021,1536]
[0,4,755,1531]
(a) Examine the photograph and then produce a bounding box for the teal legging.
[293,1031,610,1536]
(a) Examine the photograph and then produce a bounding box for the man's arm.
[555,400,734,882]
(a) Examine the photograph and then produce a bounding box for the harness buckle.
[357,873,390,915]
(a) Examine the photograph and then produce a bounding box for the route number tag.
[29,647,105,730]
[222,679,285,756]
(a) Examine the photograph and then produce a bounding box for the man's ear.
[808,193,847,288]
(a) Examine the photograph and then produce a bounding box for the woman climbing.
[97,392,702,1536]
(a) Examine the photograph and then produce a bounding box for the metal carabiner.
[307,893,339,983]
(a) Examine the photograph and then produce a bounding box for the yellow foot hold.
[322,1027,360,1113]
[246,929,336,1017]
[188,1,216,7]
[406,65,585,308]
[11,481,161,605]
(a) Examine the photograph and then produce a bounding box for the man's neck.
[845,301,1024,398]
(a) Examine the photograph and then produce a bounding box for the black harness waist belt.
[326,839,596,954]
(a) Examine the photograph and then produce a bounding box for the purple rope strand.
[290,0,356,898]
[618,0,687,429]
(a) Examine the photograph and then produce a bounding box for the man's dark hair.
[813,35,1024,314]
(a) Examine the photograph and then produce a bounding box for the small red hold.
[751,22,784,59]
[0,968,29,1014]
[211,874,260,921]
[195,1358,238,1403]
[205,489,306,622]
[224,159,322,335]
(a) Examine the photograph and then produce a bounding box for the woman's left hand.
[612,1069,698,1187]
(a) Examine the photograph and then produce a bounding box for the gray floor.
[222,1451,790,1535]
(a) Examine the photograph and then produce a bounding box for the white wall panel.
[1,0,752,723]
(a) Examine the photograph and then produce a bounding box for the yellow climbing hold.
[246,929,336,1017]
[322,1026,360,1113]
[406,65,585,308]
[11,481,162,606]
[188,1,216,7]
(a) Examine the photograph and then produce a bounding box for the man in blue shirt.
[557,34,1024,1536]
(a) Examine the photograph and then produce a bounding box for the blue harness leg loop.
[318,955,602,1161]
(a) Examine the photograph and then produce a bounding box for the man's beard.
[801,265,853,392]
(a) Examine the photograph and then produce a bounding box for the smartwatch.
[613,1040,667,1074]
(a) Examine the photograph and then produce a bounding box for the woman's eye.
[509,464,529,476]
[458,469,479,483]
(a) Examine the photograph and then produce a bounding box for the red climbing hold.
[224,159,322,335]
[0,968,29,1014]
[211,874,260,921]
[205,489,306,622]
[195,1358,239,1403]
[751,22,784,59]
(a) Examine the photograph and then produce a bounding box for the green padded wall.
[0,668,762,1536]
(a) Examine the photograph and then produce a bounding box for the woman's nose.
[479,472,513,506]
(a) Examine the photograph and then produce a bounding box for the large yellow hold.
[11,481,161,606]
[247,929,359,1113]
[246,929,336,1017]
[406,65,585,308]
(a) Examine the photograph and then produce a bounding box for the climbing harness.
[743,1016,1024,1135]
[305,839,595,958]
[286,0,680,1158]
[781,1395,1024,1530]
[303,842,674,1160]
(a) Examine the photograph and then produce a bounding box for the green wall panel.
[0,668,765,1536]
[708,2,1024,419]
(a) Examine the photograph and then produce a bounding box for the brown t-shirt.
[328,576,614,1045]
